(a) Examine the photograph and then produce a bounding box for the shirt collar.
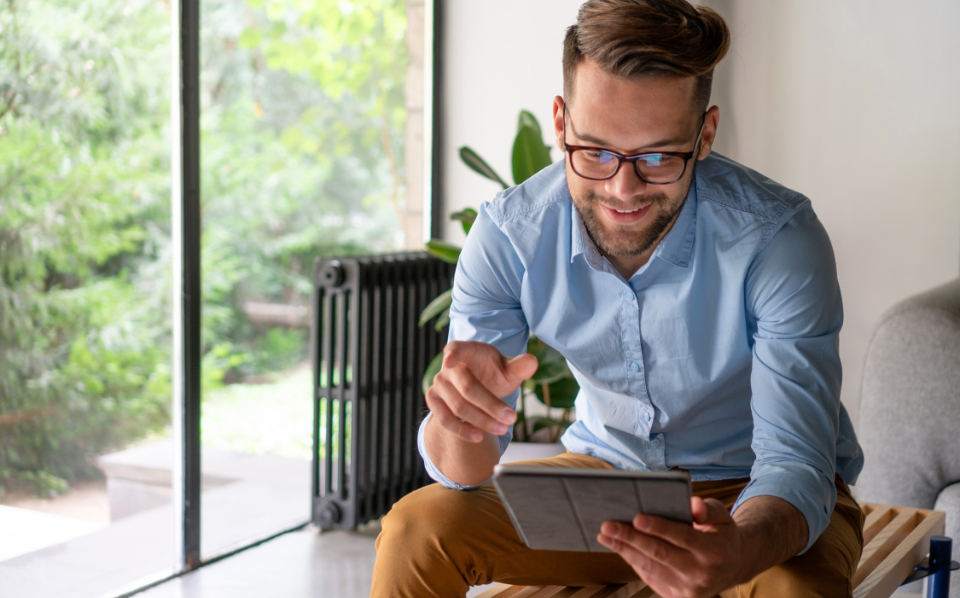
[570,198,607,270]
[568,175,699,269]
[654,176,698,268]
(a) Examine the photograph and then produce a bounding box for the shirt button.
[629,361,640,372]
[651,437,661,448]
[642,411,652,423]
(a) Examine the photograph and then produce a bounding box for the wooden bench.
[476,503,946,598]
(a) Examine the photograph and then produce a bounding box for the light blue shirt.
[418,153,863,552]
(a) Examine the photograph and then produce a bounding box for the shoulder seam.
[495,192,569,225]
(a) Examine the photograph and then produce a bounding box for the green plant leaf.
[426,239,462,264]
[534,376,579,410]
[422,352,444,396]
[526,337,569,384]
[450,208,478,236]
[518,110,545,144]
[419,289,452,327]
[529,416,562,433]
[434,308,451,332]
[459,146,509,190]
[512,124,552,185]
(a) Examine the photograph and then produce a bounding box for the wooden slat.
[473,585,530,598]
[861,504,895,545]
[854,509,945,598]
[610,582,657,598]
[513,588,551,598]
[853,507,919,587]
[566,587,608,598]
[526,586,573,598]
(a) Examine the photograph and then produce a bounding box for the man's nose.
[603,161,647,202]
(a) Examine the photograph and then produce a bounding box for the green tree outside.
[0,0,409,495]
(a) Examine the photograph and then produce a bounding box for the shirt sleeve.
[418,201,530,489]
[733,203,843,554]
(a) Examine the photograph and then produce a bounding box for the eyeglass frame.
[561,103,707,185]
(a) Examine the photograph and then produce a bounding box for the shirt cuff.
[417,412,488,491]
[731,463,835,555]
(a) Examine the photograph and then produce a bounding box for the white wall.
[440,0,582,243]
[441,0,960,425]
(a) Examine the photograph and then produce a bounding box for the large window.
[197,0,415,558]
[0,0,434,594]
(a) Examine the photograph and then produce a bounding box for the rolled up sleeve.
[418,200,529,489]
[733,204,843,554]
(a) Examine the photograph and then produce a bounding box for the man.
[372,0,864,596]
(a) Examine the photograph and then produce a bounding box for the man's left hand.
[596,497,747,598]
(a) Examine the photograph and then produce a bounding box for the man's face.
[552,60,718,261]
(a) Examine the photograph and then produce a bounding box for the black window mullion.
[173,0,202,573]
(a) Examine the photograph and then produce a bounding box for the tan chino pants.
[372,451,864,598]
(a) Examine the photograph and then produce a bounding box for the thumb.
[503,353,538,384]
[691,497,732,528]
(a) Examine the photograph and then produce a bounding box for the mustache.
[580,188,669,210]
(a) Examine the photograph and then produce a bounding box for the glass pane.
[0,0,175,595]
[198,0,415,558]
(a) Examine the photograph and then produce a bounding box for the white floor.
[0,505,103,562]
[134,523,495,598]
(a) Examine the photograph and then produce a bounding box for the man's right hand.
[425,341,538,443]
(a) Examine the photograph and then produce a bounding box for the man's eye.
[641,155,663,167]
[587,151,616,163]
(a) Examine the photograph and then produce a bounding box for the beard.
[572,188,683,258]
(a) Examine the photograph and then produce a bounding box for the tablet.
[492,465,692,552]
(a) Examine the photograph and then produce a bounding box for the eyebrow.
[568,118,689,152]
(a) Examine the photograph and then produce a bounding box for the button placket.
[621,283,655,445]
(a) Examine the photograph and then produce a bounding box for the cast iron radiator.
[311,252,455,530]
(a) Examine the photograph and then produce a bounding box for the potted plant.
[419,111,578,442]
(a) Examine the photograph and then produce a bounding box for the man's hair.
[562,0,731,115]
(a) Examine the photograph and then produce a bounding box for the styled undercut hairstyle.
[563,0,731,115]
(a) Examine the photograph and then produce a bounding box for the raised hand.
[425,340,538,443]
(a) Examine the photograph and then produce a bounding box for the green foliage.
[511,111,553,185]
[422,352,443,396]
[0,0,174,494]
[458,147,509,190]
[1,0,409,495]
[450,208,478,235]
[419,289,452,330]
[250,329,308,374]
[425,239,462,264]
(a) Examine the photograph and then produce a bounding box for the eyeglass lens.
[571,149,686,183]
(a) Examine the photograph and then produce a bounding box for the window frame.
[157,0,444,589]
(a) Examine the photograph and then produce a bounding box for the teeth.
[615,208,639,213]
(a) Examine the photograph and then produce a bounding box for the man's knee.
[376,483,482,554]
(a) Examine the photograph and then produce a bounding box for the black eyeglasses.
[562,104,705,185]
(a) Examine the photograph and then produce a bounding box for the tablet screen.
[492,466,692,552]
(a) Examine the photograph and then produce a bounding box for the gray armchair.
[857,278,960,594]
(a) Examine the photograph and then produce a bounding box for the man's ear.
[698,105,720,160]
[552,96,565,152]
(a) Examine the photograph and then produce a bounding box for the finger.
[691,497,733,530]
[600,521,690,570]
[596,532,686,590]
[425,386,484,443]
[438,374,511,436]
[445,363,516,426]
[443,341,534,399]
[502,353,538,385]
[630,513,698,551]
